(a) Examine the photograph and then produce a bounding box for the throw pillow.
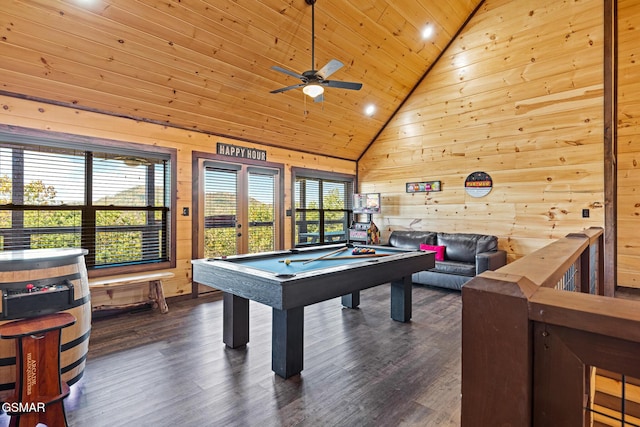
[419,244,445,261]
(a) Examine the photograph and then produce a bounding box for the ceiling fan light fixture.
[303,84,324,98]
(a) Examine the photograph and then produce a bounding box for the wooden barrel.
[0,248,91,398]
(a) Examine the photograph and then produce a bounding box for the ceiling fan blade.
[271,65,305,80]
[323,80,363,90]
[316,59,343,79]
[313,93,324,103]
[270,83,305,94]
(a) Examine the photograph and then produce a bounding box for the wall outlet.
[582,208,589,218]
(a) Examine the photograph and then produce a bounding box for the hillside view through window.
[0,142,172,270]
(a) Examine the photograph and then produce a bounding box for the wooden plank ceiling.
[0,0,481,161]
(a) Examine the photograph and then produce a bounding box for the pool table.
[191,244,435,378]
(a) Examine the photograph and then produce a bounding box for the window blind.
[203,167,238,258]
[0,142,171,270]
[293,172,354,246]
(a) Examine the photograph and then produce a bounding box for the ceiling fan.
[270,0,363,102]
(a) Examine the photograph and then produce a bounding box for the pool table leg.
[223,292,249,348]
[272,306,304,379]
[390,276,412,322]
[341,291,360,308]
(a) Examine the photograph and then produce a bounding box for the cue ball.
[284,258,291,265]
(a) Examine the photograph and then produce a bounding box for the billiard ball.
[352,247,376,255]
[284,258,291,265]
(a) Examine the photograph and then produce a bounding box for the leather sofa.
[387,230,507,290]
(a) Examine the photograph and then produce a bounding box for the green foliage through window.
[0,142,172,270]
[294,173,354,246]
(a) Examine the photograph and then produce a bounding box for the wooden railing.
[461,227,640,426]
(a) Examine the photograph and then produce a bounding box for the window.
[0,133,174,272]
[292,168,354,246]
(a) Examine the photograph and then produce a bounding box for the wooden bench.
[88,272,174,314]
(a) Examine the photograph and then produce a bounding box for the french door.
[201,161,281,258]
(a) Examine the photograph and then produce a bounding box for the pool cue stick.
[279,253,391,263]
[301,246,349,265]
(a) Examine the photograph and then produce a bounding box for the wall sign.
[217,143,267,161]
[406,181,441,193]
[464,171,492,197]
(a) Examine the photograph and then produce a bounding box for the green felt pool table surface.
[227,245,411,276]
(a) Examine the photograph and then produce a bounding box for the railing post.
[461,272,538,426]
[596,231,606,296]
[565,228,604,295]
[532,323,586,427]
[579,244,590,294]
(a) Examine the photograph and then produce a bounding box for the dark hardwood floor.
[1,284,462,427]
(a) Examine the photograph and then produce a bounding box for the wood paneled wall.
[0,0,481,161]
[618,0,640,289]
[0,94,356,302]
[358,0,606,263]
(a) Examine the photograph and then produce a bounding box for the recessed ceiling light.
[364,104,376,116]
[422,24,434,40]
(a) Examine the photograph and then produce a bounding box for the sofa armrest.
[475,250,507,274]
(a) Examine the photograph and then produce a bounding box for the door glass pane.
[204,168,237,257]
[248,172,275,253]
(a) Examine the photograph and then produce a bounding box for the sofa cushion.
[413,270,470,290]
[388,231,437,249]
[475,234,499,253]
[436,233,478,263]
[436,232,498,263]
[419,243,445,261]
[431,260,476,277]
